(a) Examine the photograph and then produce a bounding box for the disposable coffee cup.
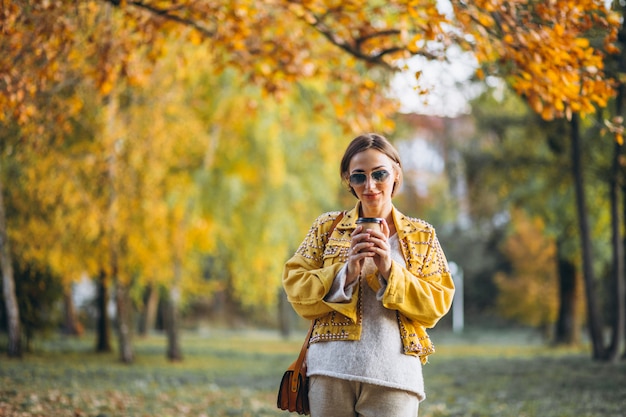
[356,217,383,233]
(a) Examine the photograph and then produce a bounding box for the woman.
[283,133,455,417]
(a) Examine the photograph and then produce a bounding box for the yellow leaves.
[98,79,115,96]
[1,0,449,142]
[455,0,620,121]
[477,12,494,28]
[187,218,215,252]
[0,1,439,312]
[553,23,565,37]
[553,98,565,113]
[605,42,620,55]
[407,33,424,52]
[574,37,590,49]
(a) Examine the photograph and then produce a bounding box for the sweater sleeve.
[325,264,358,302]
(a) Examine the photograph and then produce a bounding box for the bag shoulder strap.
[321,210,345,247]
[328,211,345,236]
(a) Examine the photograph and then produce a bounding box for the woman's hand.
[368,219,392,280]
[346,220,392,284]
[345,225,374,285]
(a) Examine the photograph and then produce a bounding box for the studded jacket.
[283,203,455,364]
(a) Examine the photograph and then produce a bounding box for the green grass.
[1,328,625,417]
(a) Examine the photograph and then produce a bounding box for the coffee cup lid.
[356,217,383,224]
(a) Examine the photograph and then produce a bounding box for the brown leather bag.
[277,212,344,415]
[276,323,313,415]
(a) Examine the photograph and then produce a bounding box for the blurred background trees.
[1,0,626,364]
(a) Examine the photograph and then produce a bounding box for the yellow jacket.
[283,203,455,364]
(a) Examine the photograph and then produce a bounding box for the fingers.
[348,222,393,280]
[380,218,390,238]
[350,240,375,256]
[350,225,371,251]
[349,224,394,258]
[350,224,389,255]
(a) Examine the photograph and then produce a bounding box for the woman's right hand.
[345,225,375,286]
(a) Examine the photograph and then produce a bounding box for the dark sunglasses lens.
[372,170,390,182]
[350,173,367,185]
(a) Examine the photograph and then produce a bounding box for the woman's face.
[347,148,397,216]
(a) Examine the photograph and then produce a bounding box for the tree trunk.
[570,113,606,360]
[164,287,182,361]
[164,261,182,361]
[607,136,626,362]
[102,90,133,362]
[0,173,21,357]
[95,270,112,352]
[622,183,626,359]
[613,0,626,362]
[138,283,159,336]
[554,241,579,345]
[115,280,134,363]
[63,286,83,336]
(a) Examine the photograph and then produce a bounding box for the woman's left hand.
[367,219,392,280]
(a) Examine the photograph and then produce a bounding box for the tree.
[0,160,20,357]
[449,85,591,340]
[1,0,453,357]
[452,0,625,361]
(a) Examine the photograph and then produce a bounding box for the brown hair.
[340,133,403,197]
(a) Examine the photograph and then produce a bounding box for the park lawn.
[1,328,625,417]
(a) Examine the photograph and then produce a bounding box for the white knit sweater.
[306,234,425,400]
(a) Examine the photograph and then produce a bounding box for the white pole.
[449,262,464,333]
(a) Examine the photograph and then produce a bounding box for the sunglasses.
[349,169,391,186]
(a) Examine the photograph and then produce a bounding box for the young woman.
[283,133,455,417]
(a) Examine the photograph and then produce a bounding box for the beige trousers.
[308,375,420,417]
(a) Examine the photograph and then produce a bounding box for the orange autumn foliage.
[452,0,620,121]
[1,0,453,137]
[494,210,559,329]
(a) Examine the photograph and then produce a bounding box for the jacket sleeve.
[282,213,358,321]
[381,227,455,328]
